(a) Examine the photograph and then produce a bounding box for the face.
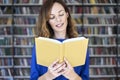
[48,2,68,34]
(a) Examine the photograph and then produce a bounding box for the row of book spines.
[1,55,119,65]
[0,67,117,76]
[0,17,116,25]
[0,58,13,66]
[0,37,118,45]
[1,26,119,35]
[0,47,119,56]
[0,0,43,4]
[13,17,36,24]
[0,27,35,35]
[0,0,12,4]
[1,6,118,14]
[90,78,117,80]
[0,27,117,35]
[14,6,119,14]
[90,57,117,65]
[0,68,30,76]
[89,37,117,45]
[14,27,35,35]
[0,0,118,4]
[0,68,13,76]
[90,0,119,4]
[0,7,41,14]
[14,38,34,45]
[0,37,34,45]
[74,6,118,14]
[77,26,118,35]
[0,78,29,80]
[74,17,116,25]
[0,37,12,45]
[0,48,32,55]
[89,47,119,55]
[0,58,31,67]
[65,0,118,3]
[0,57,118,66]
[0,48,13,56]
[90,68,116,75]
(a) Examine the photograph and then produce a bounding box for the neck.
[54,32,66,39]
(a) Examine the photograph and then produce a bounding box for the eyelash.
[50,13,64,19]
[59,13,64,16]
[50,16,55,19]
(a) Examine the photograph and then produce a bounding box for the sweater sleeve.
[30,45,40,80]
[80,49,89,80]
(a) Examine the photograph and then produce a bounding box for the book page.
[63,37,86,43]
[35,38,61,66]
[35,37,89,67]
[38,37,62,44]
[64,39,88,66]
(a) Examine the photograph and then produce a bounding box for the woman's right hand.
[45,59,66,79]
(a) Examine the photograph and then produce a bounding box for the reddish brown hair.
[36,0,78,38]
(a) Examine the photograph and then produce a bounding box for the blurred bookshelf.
[0,0,119,80]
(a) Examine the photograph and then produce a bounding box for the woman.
[30,0,89,80]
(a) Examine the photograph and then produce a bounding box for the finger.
[52,62,65,71]
[49,59,59,68]
[62,67,68,74]
[54,63,66,73]
[64,58,73,69]
[64,58,71,66]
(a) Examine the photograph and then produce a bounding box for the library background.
[0,0,119,80]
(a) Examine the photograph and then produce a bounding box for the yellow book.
[35,37,89,67]
[90,0,96,4]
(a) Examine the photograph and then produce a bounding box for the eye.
[59,13,64,16]
[49,15,55,19]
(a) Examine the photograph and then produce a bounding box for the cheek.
[63,15,68,22]
[48,21,55,28]
[63,16,68,24]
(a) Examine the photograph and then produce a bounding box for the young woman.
[30,0,89,80]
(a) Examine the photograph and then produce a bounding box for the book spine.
[59,44,64,63]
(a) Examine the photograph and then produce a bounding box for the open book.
[35,37,89,67]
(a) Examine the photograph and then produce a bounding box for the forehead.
[50,2,65,14]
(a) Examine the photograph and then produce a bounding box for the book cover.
[35,37,89,67]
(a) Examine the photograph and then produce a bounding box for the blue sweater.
[30,39,89,80]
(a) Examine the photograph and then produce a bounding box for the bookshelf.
[0,0,119,80]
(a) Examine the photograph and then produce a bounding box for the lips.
[56,23,64,28]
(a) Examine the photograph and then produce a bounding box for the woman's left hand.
[62,58,82,80]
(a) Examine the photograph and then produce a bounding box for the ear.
[66,12,69,18]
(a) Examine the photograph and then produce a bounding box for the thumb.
[64,57,71,66]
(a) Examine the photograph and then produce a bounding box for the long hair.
[36,0,78,38]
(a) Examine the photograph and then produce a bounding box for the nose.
[56,16,61,22]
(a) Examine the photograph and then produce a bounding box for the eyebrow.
[58,10,64,13]
[50,10,65,15]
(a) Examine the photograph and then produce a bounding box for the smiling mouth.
[56,23,64,28]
